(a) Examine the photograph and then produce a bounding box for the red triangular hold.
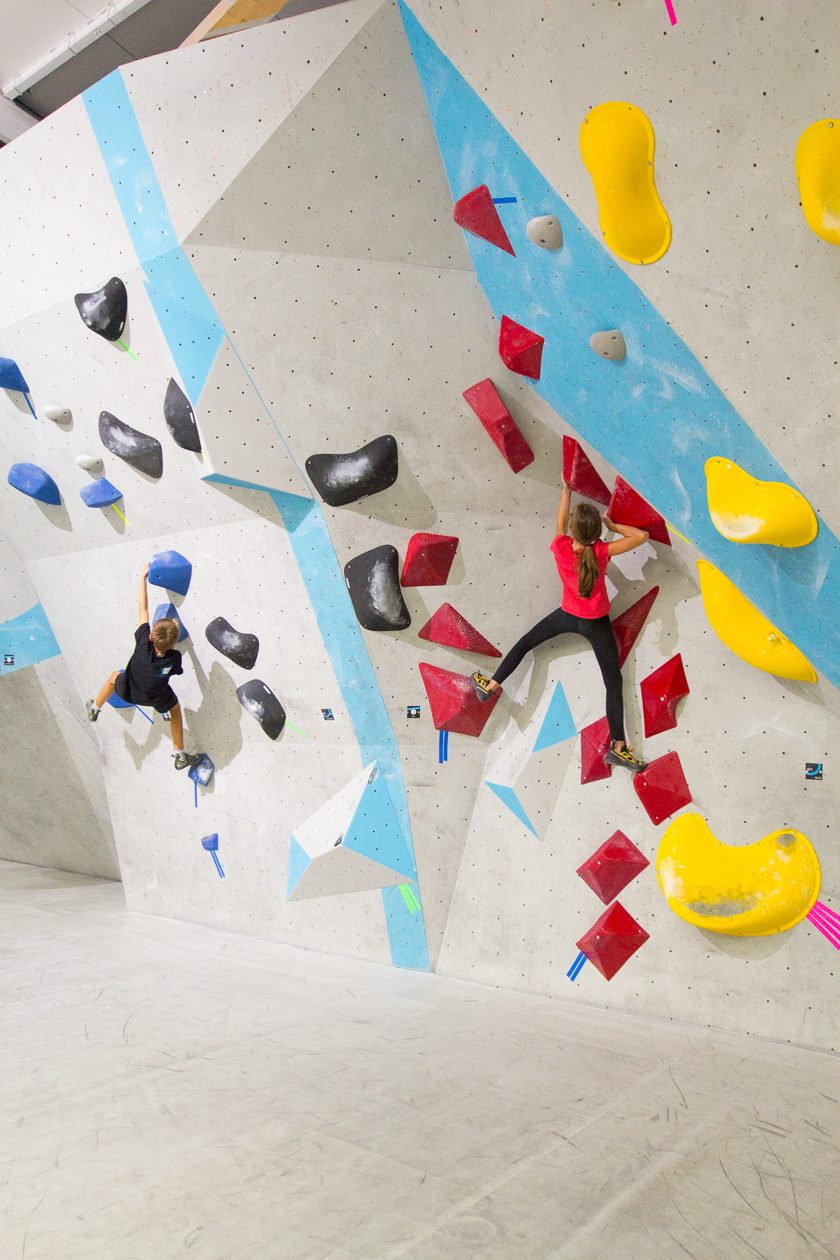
[452,185,515,255]
[611,587,659,668]
[580,715,612,784]
[562,435,611,505]
[498,315,544,379]
[607,477,671,545]
[641,653,690,737]
[418,603,501,657]
[401,533,459,586]
[577,902,649,980]
[418,662,501,736]
[633,751,692,825]
[576,830,649,904]
[462,379,534,473]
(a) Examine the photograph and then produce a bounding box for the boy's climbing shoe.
[470,671,498,703]
[86,700,100,722]
[173,751,203,770]
[605,743,648,772]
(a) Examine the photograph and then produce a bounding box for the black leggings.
[492,609,625,744]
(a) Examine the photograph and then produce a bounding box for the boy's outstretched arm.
[556,479,572,536]
[138,561,150,626]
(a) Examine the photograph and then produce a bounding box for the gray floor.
[1,861,837,1260]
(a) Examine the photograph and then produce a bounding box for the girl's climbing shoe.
[86,700,100,722]
[173,750,203,770]
[470,671,498,702]
[605,743,648,772]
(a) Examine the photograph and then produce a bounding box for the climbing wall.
[0,0,837,1048]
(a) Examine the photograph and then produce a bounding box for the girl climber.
[471,477,650,772]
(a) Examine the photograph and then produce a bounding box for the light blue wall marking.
[345,771,416,877]
[83,73,224,403]
[287,836,310,898]
[533,682,577,753]
[0,603,61,673]
[399,2,840,689]
[485,781,539,838]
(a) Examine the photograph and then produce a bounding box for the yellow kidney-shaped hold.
[705,457,818,547]
[697,560,817,683]
[657,813,821,936]
[795,119,840,246]
[580,102,672,265]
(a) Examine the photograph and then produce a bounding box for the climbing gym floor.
[2,859,837,1260]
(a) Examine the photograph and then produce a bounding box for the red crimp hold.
[562,435,611,505]
[607,476,671,545]
[452,185,515,255]
[611,586,659,668]
[462,379,534,473]
[418,603,501,657]
[633,751,692,826]
[577,902,650,980]
[418,662,501,736]
[580,715,612,784]
[576,830,650,905]
[641,653,690,738]
[401,533,459,587]
[498,315,544,379]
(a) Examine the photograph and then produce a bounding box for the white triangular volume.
[290,762,372,861]
[288,846,406,901]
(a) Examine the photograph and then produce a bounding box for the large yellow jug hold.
[579,102,672,265]
[696,560,817,683]
[657,814,821,936]
[704,457,818,547]
[795,119,840,246]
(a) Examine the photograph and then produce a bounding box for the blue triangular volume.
[485,781,539,838]
[532,683,576,753]
[344,771,415,877]
[287,836,311,897]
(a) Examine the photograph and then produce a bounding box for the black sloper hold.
[74,277,128,342]
[164,378,202,453]
[236,680,286,740]
[205,617,259,670]
[306,434,398,507]
[99,411,163,478]
[344,544,411,632]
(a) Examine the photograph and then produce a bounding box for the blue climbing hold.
[80,477,123,508]
[189,754,215,786]
[149,549,192,596]
[153,602,189,642]
[0,356,30,394]
[7,463,61,505]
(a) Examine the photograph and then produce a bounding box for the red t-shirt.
[550,535,610,618]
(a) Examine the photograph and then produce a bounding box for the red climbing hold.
[577,902,649,980]
[418,603,501,657]
[498,315,544,379]
[401,533,459,586]
[452,185,515,256]
[462,379,534,473]
[607,477,671,545]
[611,586,659,668]
[580,715,612,784]
[633,751,692,825]
[418,662,501,736]
[562,435,611,505]
[641,653,690,738]
[577,830,650,905]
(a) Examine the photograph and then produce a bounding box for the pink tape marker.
[664,0,677,24]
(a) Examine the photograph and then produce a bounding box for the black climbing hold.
[236,679,286,740]
[164,378,202,453]
[205,617,259,670]
[344,544,411,632]
[74,278,128,342]
[99,411,163,478]
[306,435,398,507]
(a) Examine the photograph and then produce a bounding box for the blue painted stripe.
[485,780,539,838]
[532,682,577,753]
[82,73,224,403]
[399,2,840,689]
[0,603,61,672]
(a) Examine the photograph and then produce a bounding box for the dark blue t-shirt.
[123,622,183,703]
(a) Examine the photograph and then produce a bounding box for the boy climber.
[86,561,203,770]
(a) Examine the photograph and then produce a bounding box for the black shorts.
[114,670,178,715]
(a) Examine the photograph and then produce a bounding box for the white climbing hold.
[526,215,563,251]
[75,453,104,473]
[589,330,627,362]
[44,405,72,424]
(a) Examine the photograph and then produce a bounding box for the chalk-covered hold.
[74,277,128,342]
[526,215,563,251]
[344,545,411,631]
[163,378,202,453]
[7,462,61,505]
[205,616,259,670]
[589,330,626,362]
[99,411,163,478]
[236,679,286,740]
[75,453,104,473]
[306,435,398,507]
[44,406,72,424]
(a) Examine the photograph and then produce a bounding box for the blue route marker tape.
[567,950,588,981]
[492,196,517,204]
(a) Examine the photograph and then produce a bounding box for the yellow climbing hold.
[704,457,818,547]
[696,560,817,683]
[657,813,821,937]
[795,119,840,246]
[579,102,672,265]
